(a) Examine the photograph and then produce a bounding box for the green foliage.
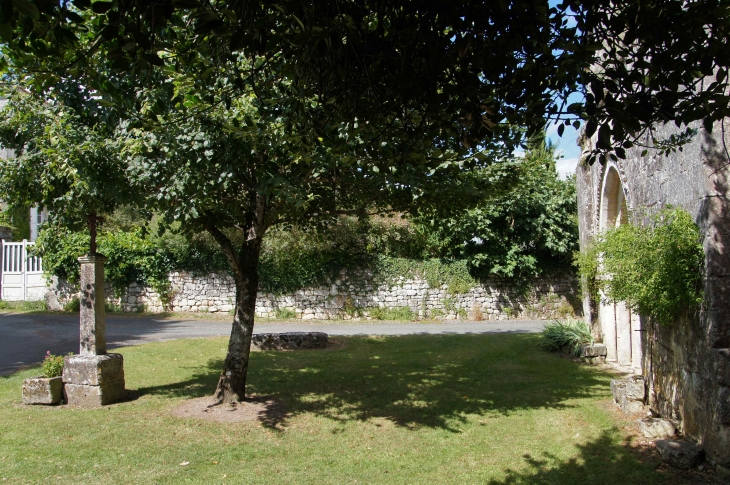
[0,203,31,240]
[63,297,80,313]
[367,306,416,321]
[539,319,594,357]
[35,212,484,297]
[275,308,297,319]
[5,0,726,165]
[415,136,578,280]
[0,90,135,230]
[373,257,477,295]
[574,243,601,307]
[258,221,374,295]
[0,203,30,240]
[41,351,65,378]
[595,207,704,325]
[34,223,172,301]
[0,300,46,312]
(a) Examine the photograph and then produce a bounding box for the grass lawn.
[0,334,674,484]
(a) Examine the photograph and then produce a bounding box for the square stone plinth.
[63,353,126,406]
[64,381,126,407]
[22,376,63,405]
[63,353,124,386]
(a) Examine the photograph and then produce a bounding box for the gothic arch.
[597,163,642,372]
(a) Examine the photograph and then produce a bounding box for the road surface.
[0,312,546,375]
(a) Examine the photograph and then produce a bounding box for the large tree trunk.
[212,237,262,404]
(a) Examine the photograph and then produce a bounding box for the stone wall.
[46,270,581,321]
[577,119,730,466]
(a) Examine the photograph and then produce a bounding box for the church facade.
[576,121,730,467]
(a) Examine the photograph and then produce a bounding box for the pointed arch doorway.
[598,166,643,372]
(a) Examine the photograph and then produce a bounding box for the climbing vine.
[576,207,704,325]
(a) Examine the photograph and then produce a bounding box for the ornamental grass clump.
[539,319,594,357]
[41,351,65,378]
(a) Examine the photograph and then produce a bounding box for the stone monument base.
[63,353,126,407]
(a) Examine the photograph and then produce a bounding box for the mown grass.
[0,334,671,484]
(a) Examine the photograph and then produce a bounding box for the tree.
[120,47,515,402]
[415,137,578,280]
[0,87,135,240]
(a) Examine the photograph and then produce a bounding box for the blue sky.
[546,0,582,179]
[548,118,582,179]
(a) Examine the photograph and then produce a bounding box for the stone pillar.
[78,255,107,355]
[63,254,126,406]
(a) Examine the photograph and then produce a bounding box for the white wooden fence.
[0,240,45,301]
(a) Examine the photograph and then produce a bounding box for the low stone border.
[580,343,607,364]
[252,332,329,351]
[610,375,646,413]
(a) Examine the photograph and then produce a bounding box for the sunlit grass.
[0,334,671,484]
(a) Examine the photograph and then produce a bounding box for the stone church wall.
[46,270,580,321]
[577,120,730,467]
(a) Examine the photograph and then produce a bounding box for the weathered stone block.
[655,440,704,470]
[64,380,126,407]
[611,376,646,413]
[63,353,124,386]
[252,332,328,350]
[22,376,63,405]
[716,464,730,479]
[638,417,676,439]
[580,343,607,364]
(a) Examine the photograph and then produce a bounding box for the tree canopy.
[415,137,578,280]
[1,0,727,159]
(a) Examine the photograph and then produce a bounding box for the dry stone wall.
[46,270,581,321]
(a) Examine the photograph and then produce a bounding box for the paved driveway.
[0,312,546,375]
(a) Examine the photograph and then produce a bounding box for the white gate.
[0,240,45,301]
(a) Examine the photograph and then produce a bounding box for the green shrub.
[34,211,482,300]
[275,308,297,319]
[0,300,10,310]
[373,256,477,295]
[539,319,594,357]
[368,306,415,321]
[105,302,123,313]
[342,297,362,317]
[41,351,65,378]
[63,297,80,312]
[576,207,703,326]
[34,224,173,301]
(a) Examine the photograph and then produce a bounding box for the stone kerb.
[46,270,580,321]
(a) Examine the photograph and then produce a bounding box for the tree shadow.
[133,357,225,400]
[135,333,613,432]
[486,428,720,485]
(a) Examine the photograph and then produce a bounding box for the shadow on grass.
[128,357,225,401]
[134,333,614,432]
[486,428,681,485]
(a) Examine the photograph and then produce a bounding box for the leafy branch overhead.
[1,0,727,160]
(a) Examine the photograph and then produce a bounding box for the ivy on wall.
[576,207,704,325]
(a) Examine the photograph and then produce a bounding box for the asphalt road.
[0,312,547,375]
